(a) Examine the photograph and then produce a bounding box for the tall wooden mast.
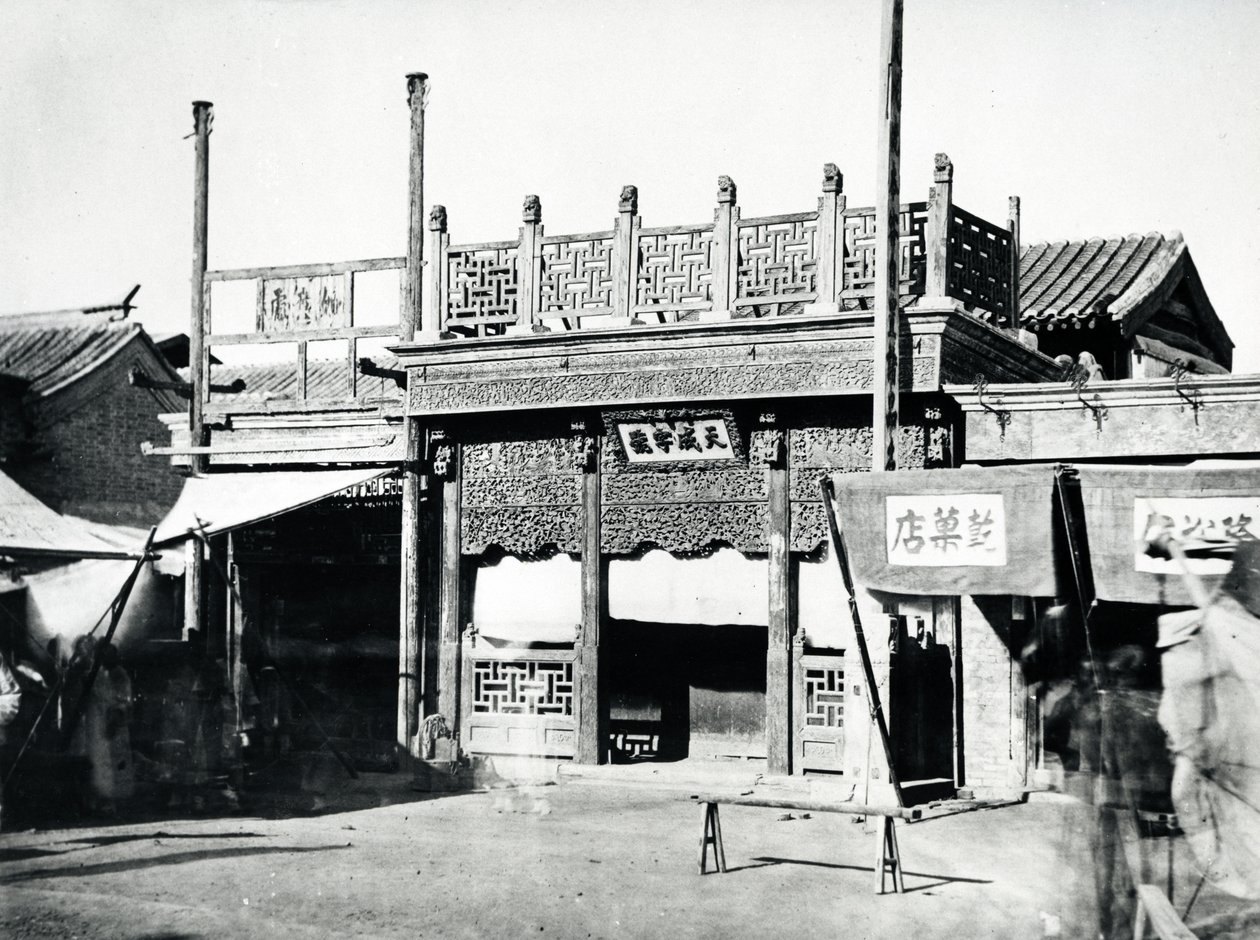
[871,0,903,472]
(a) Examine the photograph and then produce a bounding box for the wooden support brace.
[698,802,727,875]
[874,815,905,895]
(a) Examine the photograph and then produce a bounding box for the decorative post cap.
[522,194,542,223]
[1008,195,1021,217]
[429,205,447,232]
[933,152,954,183]
[822,163,843,193]
[406,72,429,106]
[717,175,737,206]
[618,185,638,214]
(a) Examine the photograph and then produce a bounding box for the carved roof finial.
[406,72,429,109]
[934,152,954,184]
[522,194,542,223]
[822,162,843,194]
[619,185,638,214]
[717,175,737,206]
[428,204,447,232]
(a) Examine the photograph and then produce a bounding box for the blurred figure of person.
[0,648,21,829]
[69,640,136,814]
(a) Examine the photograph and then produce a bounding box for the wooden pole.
[185,100,212,643]
[765,427,792,775]
[398,72,428,752]
[402,72,427,343]
[871,0,903,472]
[820,477,904,806]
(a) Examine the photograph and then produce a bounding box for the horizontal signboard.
[885,493,1007,567]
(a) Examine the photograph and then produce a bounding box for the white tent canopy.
[154,467,390,546]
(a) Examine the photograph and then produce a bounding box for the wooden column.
[610,185,640,325]
[871,0,903,473]
[925,153,954,298]
[397,417,424,753]
[811,163,845,313]
[1007,195,1021,330]
[435,442,461,731]
[402,72,427,343]
[764,426,791,775]
[576,430,604,764]
[705,176,739,321]
[398,72,429,752]
[185,99,212,641]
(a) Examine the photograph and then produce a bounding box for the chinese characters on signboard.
[615,418,735,465]
[257,275,348,332]
[885,494,1007,567]
[1134,497,1260,575]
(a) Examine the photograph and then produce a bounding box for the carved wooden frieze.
[790,501,829,553]
[463,439,583,475]
[410,356,939,415]
[601,503,769,555]
[463,475,582,508]
[601,468,767,505]
[462,505,583,556]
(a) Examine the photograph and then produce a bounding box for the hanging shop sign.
[257,274,349,332]
[603,409,745,470]
[886,493,1007,567]
[1134,496,1260,576]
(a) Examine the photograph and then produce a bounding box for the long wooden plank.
[206,257,405,281]
[210,324,397,345]
[688,793,921,821]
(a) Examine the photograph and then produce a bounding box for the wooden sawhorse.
[691,794,922,894]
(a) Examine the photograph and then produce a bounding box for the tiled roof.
[200,357,404,405]
[1018,232,1184,329]
[0,315,142,397]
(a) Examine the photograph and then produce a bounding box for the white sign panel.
[1134,497,1260,575]
[615,418,735,465]
[886,494,1007,567]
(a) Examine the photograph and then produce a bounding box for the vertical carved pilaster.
[809,163,845,314]
[705,175,739,321]
[925,152,954,299]
[510,195,546,334]
[422,205,448,339]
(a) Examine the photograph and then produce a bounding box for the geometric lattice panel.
[635,227,714,310]
[472,660,574,716]
[842,205,928,298]
[540,235,614,314]
[736,215,818,301]
[446,245,520,328]
[804,665,845,728]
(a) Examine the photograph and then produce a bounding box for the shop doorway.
[604,620,767,762]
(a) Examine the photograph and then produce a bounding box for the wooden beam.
[688,794,921,821]
[206,257,405,282]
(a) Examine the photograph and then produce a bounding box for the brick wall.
[12,344,184,528]
[959,595,1029,795]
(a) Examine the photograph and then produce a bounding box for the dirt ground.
[0,766,1247,939]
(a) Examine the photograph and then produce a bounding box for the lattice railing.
[635,224,715,319]
[445,241,520,336]
[471,658,574,716]
[946,205,1014,326]
[539,231,615,323]
[418,159,1016,338]
[840,204,929,301]
[734,212,818,312]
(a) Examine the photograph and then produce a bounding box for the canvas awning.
[0,468,145,559]
[830,465,1061,597]
[154,467,391,546]
[1076,463,1260,606]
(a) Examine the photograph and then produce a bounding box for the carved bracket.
[427,429,455,478]
[572,434,598,472]
[973,373,1012,442]
[1171,360,1204,425]
[1069,371,1109,434]
[750,428,786,467]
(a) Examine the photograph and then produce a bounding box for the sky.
[3,0,1260,369]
